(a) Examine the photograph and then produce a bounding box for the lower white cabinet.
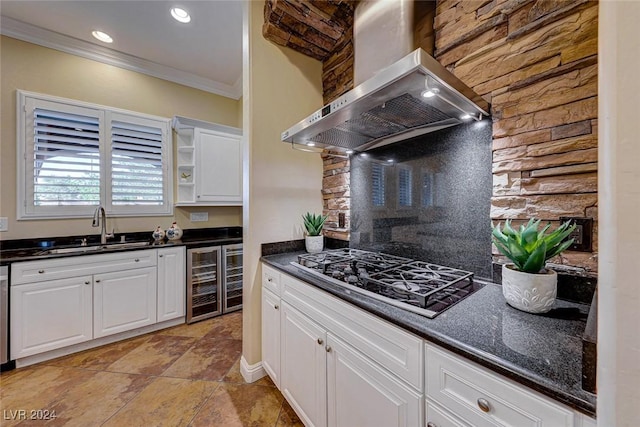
[261,287,281,387]
[10,275,93,358]
[281,301,327,427]
[263,264,422,427]
[93,267,157,338]
[327,334,422,427]
[157,246,186,322]
[10,248,186,360]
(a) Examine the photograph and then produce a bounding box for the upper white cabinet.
[172,116,242,206]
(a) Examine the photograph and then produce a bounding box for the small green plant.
[302,212,328,236]
[492,219,576,274]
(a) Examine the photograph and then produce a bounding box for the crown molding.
[1,16,242,100]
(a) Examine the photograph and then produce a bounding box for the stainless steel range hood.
[281,48,490,152]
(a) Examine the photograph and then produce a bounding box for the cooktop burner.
[293,248,484,318]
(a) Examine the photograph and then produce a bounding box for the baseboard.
[240,355,267,383]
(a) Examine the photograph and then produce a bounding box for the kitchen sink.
[37,241,152,255]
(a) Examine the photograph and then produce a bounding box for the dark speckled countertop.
[262,251,597,418]
[0,227,242,265]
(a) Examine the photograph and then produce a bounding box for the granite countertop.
[0,227,242,264]
[262,251,597,417]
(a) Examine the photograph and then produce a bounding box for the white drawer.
[11,249,157,285]
[262,264,280,295]
[282,272,424,391]
[425,344,574,427]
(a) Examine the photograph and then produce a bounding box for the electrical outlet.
[190,212,209,222]
[0,217,8,232]
[560,217,593,252]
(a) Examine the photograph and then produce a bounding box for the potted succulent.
[492,219,575,314]
[303,212,328,253]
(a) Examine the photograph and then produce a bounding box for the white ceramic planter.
[305,235,324,253]
[501,264,557,314]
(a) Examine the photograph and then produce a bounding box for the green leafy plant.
[302,212,328,236]
[492,219,576,274]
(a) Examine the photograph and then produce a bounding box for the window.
[371,162,386,207]
[398,167,412,207]
[18,90,172,219]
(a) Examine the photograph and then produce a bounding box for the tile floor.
[0,312,303,427]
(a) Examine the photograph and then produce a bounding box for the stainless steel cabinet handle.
[38,270,45,274]
[95,279,101,283]
[274,304,279,310]
[477,398,491,413]
[134,258,140,262]
[427,422,438,427]
[317,338,324,345]
[325,346,332,353]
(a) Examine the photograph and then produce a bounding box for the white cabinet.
[10,276,93,359]
[157,246,186,322]
[262,288,281,387]
[425,344,575,427]
[93,267,157,338]
[173,116,242,206]
[262,263,422,427]
[10,247,186,361]
[327,334,422,427]
[281,301,328,427]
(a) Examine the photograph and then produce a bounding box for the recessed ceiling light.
[91,30,113,43]
[171,7,191,23]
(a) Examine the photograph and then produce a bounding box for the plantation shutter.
[398,167,412,207]
[32,108,101,207]
[371,162,385,207]
[109,116,166,208]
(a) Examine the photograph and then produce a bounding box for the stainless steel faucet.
[92,206,114,244]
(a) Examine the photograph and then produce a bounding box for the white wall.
[241,1,324,367]
[598,1,640,425]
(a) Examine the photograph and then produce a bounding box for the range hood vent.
[281,49,490,152]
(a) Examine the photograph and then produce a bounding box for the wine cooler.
[187,243,243,323]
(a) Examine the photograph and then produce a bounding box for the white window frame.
[17,90,173,219]
[397,165,413,208]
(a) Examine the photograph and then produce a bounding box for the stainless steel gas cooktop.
[292,248,484,318]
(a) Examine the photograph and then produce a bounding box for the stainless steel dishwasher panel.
[1,266,8,364]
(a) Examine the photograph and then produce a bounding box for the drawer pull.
[274,304,279,310]
[95,279,101,283]
[159,254,163,258]
[134,258,140,262]
[477,398,491,413]
[325,345,332,353]
[427,423,438,427]
[38,270,45,274]
[317,338,324,345]
[84,281,90,285]
[268,277,273,282]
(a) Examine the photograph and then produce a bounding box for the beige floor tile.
[0,366,94,427]
[16,371,154,427]
[202,311,243,341]
[222,359,276,388]
[106,335,197,376]
[189,383,284,427]
[276,400,305,427]
[45,335,151,370]
[157,318,218,339]
[102,377,218,427]
[162,338,241,381]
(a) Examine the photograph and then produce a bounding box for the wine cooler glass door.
[223,244,243,313]
[187,246,221,323]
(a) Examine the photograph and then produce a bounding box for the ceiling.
[0,0,243,99]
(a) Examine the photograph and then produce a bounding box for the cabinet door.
[196,129,242,204]
[262,288,281,387]
[281,302,327,427]
[327,334,422,427]
[10,276,93,358]
[94,267,157,338]
[157,247,186,322]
